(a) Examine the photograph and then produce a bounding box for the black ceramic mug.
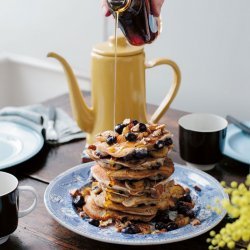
[179,113,228,171]
[0,171,37,245]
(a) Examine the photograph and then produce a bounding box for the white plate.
[0,121,44,169]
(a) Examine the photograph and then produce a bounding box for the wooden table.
[2,93,249,250]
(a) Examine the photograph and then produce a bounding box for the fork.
[226,115,250,135]
[46,106,58,141]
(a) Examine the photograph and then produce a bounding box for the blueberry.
[122,153,134,161]
[169,204,178,211]
[106,136,117,145]
[166,222,178,231]
[164,138,173,146]
[125,132,137,142]
[121,225,140,234]
[139,123,147,132]
[115,124,126,134]
[186,210,195,218]
[194,185,201,192]
[121,217,128,223]
[154,211,171,223]
[177,205,189,215]
[155,222,166,230]
[152,162,162,169]
[134,148,148,159]
[154,140,165,150]
[132,120,139,126]
[89,219,100,227]
[160,214,171,223]
[72,195,85,208]
[95,150,107,159]
[92,185,99,191]
[179,194,192,203]
[152,214,161,222]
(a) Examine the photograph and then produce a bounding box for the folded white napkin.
[0,105,86,144]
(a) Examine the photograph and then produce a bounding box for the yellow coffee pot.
[48,36,181,145]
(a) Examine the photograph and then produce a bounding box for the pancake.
[92,164,128,194]
[105,190,162,207]
[87,140,172,160]
[108,165,174,181]
[91,190,158,216]
[92,163,176,196]
[107,161,174,181]
[95,156,166,171]
[92,158,174,182]
[104,182,184,208]
[83,195,155,222]
[86,119,173,160]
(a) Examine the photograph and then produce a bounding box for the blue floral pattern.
[44,162,228,245]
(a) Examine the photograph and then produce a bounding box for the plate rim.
[0,121,44,169]
[223,121,250,165]
[44,162,228,245]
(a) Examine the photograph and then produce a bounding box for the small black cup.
[0,172,37,245]
[179,113,227,171]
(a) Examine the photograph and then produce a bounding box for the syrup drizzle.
[113,12,119,128]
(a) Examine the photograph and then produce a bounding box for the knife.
[226,115,250,135]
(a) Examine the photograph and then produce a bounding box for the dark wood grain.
[2,92,249,250]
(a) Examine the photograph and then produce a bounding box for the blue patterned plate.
[44,162,228,245]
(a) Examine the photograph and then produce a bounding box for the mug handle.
[18,186,38,218]
[145,58,181,123]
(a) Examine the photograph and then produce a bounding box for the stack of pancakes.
[84,119,186,223]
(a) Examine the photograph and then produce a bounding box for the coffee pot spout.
[47,52,94,133]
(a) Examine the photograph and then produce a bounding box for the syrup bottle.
[107,0,160,46]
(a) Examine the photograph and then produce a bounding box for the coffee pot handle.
[145,58,181,123]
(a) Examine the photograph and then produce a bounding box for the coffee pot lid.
[93,35,144,57]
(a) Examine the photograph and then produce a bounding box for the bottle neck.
[107,0,131,13]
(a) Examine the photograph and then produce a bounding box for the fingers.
[151,0,165,17]
[102,0,111,17]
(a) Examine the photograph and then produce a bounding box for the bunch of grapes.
[206,174,250,250]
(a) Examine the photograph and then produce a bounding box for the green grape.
[242,231,250,242]
[232,232,241,241]
[218,240,226,247]
[211,239,218,246]
[222,235,231,243]
[231,196,240,205]
[221,181,226,187]
[227,241,235,249]
[215,234,221,240]
[231,181,238,188]
[207,175,250,249]
[238,183,247,192]
[245,174,250,186]
[210,231,216,237]
[232,189,240,196]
